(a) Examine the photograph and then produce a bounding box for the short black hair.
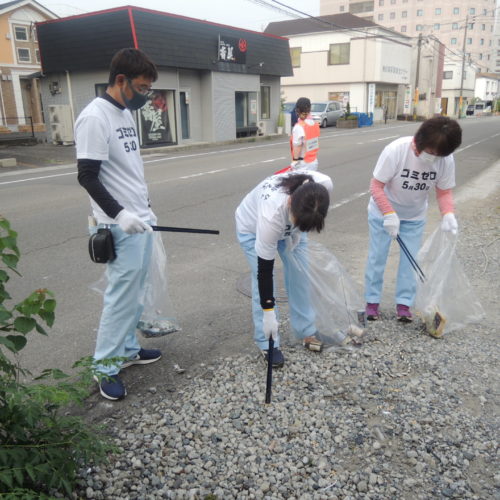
[414,116,462,157]
[295,97,311,115]
[279,174,330,233]
[108,48,158,86]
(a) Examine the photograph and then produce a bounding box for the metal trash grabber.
[151,225,219,235]
[396,234,425,283]
[265,336,274,404]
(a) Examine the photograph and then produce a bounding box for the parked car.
[310,101,344,127]
[466,101,492,116]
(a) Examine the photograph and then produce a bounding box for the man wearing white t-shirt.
[236,170,333,366]
[364,117,462,322]
[76,48,161,400]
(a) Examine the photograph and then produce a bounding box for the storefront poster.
[139,90,173,145]
[368,83,376,114]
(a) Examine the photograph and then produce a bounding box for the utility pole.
[413,33,422,120]
[458,15,469,119]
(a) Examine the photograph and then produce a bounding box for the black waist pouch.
[89,228,116,264]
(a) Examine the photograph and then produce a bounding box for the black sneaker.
[93,374,126,401]
[261,347,285,368]
[121,348,162,369]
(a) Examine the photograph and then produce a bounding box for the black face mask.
[120,78,149,110]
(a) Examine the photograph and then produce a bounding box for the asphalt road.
[1,117,499,381]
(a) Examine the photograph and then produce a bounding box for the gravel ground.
[74,187,499,500]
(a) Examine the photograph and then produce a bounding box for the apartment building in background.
[0,0,57,134]
[320,0,500,74]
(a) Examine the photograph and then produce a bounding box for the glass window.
[378,13,384,20]
[390,12,395,19]
[480,39,484,45]
[467,38,472,45]
[401,25,407,32]
[417,9,423,16]
[31,26,37,41]
[452,23,458,30]
[349,1,375,14]
[468,23,473,30]
[235,92,258,133]
[260,86,270,120]
[482,24,486,31]
[402,11,407,17]
[443,71,453,79]
[451,38,457,44]
[35,49,40,63]
[340,5,345,11]
[453,7,459,14]
[416,24,423,31]
[17,48,30,62]
[434,24,440,30]
[435,8,441,14]
[469,7,475,14]
[328,43,350,65]
[390,0,396,4]
[290,47,301,67]
[483,9,487,15]
[379,0,384,5]
[479,54,483,60]
[14,26,27,41]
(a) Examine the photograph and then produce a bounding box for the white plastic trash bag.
[90,232,180,338]
[289,239,365,345]
[415,228,484,336]
[137,232,180,338]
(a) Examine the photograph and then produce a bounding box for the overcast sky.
[40,0,320,32]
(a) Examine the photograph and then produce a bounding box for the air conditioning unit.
[48,105,74,145]
[258,121,268,136]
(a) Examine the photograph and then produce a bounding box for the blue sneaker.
[261,347,285,368]
[121,348,162,369]
[93,374,126,401]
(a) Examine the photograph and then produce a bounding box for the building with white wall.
[474,72,500,101]
[265,13,413,121]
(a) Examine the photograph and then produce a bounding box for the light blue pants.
[93,224,153,375]
[237,232,316,350]
[364,213,425,307]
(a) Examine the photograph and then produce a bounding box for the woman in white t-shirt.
[290,97,320,171]
[364,116,462,322]
[235,171,333,367]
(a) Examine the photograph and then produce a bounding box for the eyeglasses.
[126,78,153,98]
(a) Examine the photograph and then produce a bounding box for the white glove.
[116,209,152,234]
[262,309,278,341]
[383,212,400,239]
[441,213,458,235]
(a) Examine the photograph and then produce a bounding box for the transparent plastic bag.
[137,232,180,338]
[289,239,365,346]
[90,232,180,338]
[415,228,484,337]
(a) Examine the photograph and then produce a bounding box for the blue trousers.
[93,224,153,375]
[364,213,425,307]
[237,232,316,350]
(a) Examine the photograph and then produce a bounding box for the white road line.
[329,191,369,210]
[0,171,74,186]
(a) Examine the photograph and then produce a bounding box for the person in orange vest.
[290,97,320,171]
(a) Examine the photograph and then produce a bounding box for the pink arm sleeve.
[370,178,394,215]
[436,187,455,215]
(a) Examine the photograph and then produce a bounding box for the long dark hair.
[278,174,330,232]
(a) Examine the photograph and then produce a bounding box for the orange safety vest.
[290,119,320,164]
